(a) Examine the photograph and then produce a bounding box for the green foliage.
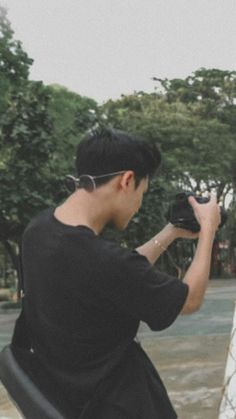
[154,68,236,109]
[0,5,236,276]
[47,84,98,175]
[0,6,33,114]
[0,6,33,84]
[0,8,101,265]
[102,73,236,270]
[0,8,58,271]
[103,88,236,192]
[0,81,56,242]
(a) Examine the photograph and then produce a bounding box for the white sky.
[2,0,236,104]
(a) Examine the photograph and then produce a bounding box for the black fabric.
[11,208,189,418]
[0,346,64,419]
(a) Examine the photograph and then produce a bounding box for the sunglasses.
[65,171,126,192]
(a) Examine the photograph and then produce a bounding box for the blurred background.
[0,1,236,304]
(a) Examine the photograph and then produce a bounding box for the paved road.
[0,279,236,418]
[139,279,236,339]
[138,279,236,419]
[0,310,18,352]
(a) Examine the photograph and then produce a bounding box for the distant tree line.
[0,6,236,283]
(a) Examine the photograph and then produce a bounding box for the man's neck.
[54,189,113,235]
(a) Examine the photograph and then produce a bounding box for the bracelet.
[153,238,167,252]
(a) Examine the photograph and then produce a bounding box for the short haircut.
[75,127,161,188]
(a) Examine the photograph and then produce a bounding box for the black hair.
[75,127,161,189]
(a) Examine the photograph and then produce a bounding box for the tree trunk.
[3,240,18,271]
[3,240,20,299]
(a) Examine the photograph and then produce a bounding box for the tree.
[0,6,33,113]
[0,8,100,273]
[0,8,56,271]
[102,86,236,275]
[0,6,32,82]
[153,68,236,273]
[47,84,98,176]
[0,81,56,269]
[151,68,236,199]
[153,68,236,110]
[102,90,235,199]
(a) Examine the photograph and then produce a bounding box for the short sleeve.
[92,243,189,331]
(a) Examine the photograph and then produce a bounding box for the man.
[12,128,220,418]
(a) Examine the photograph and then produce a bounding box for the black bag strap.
[0,346,65,419]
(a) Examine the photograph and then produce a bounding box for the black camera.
[166,192,227,233]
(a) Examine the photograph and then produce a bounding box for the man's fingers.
[188,193,217,207]
[209,192,217,203]
[188,195,198,208]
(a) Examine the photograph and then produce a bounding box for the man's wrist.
[164,223,182,240]
[158,223,180,245]
[153,238,167,252]
[199,224,216,238]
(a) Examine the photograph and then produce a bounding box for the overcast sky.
[2,0,236,104]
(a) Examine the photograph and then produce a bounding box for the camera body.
[166,192,227,233]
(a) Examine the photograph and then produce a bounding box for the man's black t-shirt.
[12,209,188,418]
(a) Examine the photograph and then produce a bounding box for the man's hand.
[170,193,221,240]
[188,193,221,234]
[173,227,199,240]
[181,194,221,314]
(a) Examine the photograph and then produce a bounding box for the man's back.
[14,208,187,418]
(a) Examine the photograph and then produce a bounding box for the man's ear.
[119,171,135,191]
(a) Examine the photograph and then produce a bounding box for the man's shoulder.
[23,208,54,236]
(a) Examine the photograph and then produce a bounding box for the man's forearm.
[136,223,178,265]
[181,227,215,313]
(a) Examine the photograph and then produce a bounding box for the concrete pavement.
[138,279,236,419]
